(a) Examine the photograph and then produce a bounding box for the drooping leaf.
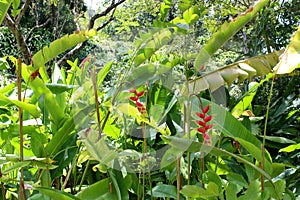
[231,82,259,118]
[273,25,300,74]
[189,50,282,93]
[193,0,269,70]
[79,129,117,167]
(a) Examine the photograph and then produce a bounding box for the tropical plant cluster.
[0,0,299,199]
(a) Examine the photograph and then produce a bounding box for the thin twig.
[88,0,126,29]
[57,0,126,67]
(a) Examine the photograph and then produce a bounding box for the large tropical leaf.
[0,0,11,25]
[76,178,118,200]
[0,93,40,118]
[188,50,282,93]
[273,25,300,74]
[31,29,96,70]
[193,0,269,71]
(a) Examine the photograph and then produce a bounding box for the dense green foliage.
[0,0,299,199]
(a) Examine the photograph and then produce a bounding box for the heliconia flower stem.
[129,87,147,117]
[195,98,213,145]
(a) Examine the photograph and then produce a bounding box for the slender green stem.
[78,159,90,192]
[0,166,6,199]
[17,58,26,200]
[141,123,153,199]
[261,73,276,191]
[176,157,181,200]
[201,153,205,188]
[63,146,80,190]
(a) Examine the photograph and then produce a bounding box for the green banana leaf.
[188,50,282,93]
[193,0,269,71]
[31,29,96,70]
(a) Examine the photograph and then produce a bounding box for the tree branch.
[96,8,116,31]
[89,0,126,29]
[25,18,51,42]
[16,0,31,26]
[57,0,126,67]
[4,14,31,64]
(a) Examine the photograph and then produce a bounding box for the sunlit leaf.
[32,30,96,70]
[0,93,40,118]
[273,25,300,74]
[279,143,300,153]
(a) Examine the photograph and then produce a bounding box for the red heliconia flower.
[204,115,212,123]
[136,91,144,97]
[196,120,206,127]
[205,124,213,130]
[196,112,205,119]
[136,101,144,107]
[130,96,139,102]
[197,128,206,134]
[195,100,213,145]
[128,87,147,117]
[202,105,210,114]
